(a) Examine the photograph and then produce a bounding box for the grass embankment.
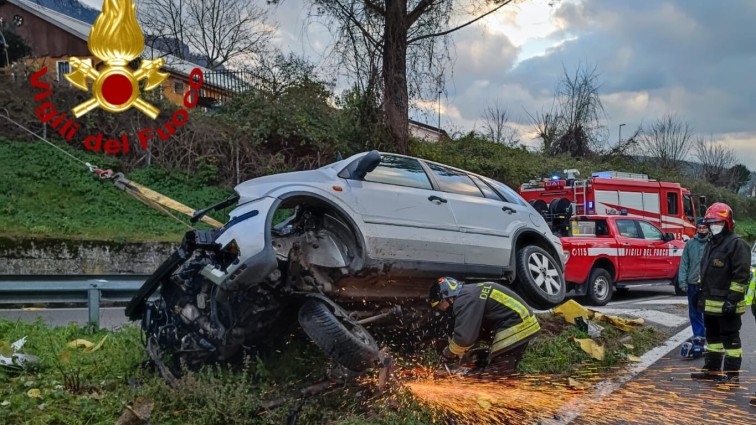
[0,314,663,425]
[0,138,230,242]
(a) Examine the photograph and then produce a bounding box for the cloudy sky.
[81,0,756,169]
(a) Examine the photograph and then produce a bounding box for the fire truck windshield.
[683,194,694,220]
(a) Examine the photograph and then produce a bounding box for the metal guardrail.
[0,275,148,328]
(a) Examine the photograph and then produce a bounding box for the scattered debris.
[552,300,591,324]
[567,377,590,390]
[0,337,40,370]
[552,300,645,332]
[66,336,108,353]
[571,338,605,361]
[574,316,604,338]
[27,389,41,398]
[115,397,154,425]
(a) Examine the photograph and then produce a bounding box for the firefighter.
[677,218,708,359]
[429,277,540,374]
[690,203,750,383]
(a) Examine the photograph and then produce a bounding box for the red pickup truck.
[562,214,686,305]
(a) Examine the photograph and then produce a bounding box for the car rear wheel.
[584,268,613,306]
[515,245,565,309]
[298,299,379,372]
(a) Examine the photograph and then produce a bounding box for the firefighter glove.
[722,299,737,316]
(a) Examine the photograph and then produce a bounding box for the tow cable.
[1,111,223,229]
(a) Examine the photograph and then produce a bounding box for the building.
[409,119,448,143]
[0,0,242,106]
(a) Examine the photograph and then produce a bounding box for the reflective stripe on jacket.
[448,282,540,356]
[697,232,750,316]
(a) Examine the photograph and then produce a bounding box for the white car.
[127,151,566,371]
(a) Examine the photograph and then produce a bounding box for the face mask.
[697,232,708,239]
[710,224,724,235]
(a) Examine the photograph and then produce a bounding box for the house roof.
[7,0,239,91]
[409,119,448,136]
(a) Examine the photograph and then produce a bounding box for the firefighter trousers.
[704,314,742,367]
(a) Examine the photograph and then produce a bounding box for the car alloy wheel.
[527,252,561,295]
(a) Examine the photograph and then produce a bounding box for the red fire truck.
[518,170,703,240]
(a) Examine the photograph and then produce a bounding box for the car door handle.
[623,243,631,246]
[502,206,516,214]
[428,195,447,203]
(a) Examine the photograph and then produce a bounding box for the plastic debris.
[27,389,41,398]
[574,316,604,338]
[66,335,108,353]
[552,299,591,324]
[572,338,605,361]
[568,377,590,389]
[0,337,39,370]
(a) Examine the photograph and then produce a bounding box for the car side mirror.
[353,150,381,180]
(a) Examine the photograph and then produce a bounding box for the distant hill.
[32,0,99,24]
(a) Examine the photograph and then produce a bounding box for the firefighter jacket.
[447,282,540,356]
[697,231,750,316]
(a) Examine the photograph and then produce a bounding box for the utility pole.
[437,90,442,130]
[618,123,626,144]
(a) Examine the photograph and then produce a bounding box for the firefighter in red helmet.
[690,203,751,383]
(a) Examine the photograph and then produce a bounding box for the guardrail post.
[88,282,100,328]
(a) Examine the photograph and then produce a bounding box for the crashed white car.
[127,151,566,372]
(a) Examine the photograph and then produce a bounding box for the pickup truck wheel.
[585,268,613,306]
[298,299,379,372]
[515,246,565,309]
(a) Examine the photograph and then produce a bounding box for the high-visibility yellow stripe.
[746,274,755,305]
[725,348,743,357]
[448,339,472,356]
[491,318,540,353]
[729,281,746,293]
[489,289,528,319]
[704,300,724,313]
[736,300,746,314]
[706,343,724,353]
[492,315,539,345]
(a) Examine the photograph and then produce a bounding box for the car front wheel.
[515,245,566,309]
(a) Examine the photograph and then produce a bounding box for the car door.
[344,154,464,264]
[638,220,676,279]
[613,219,646,280]
[423,162,526,267]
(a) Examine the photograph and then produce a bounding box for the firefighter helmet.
[429,277,463,307]
[703,202,734,231]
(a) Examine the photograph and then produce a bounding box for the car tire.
[515,245,566,309]
[298,299,379,372]
[584,268,613,306]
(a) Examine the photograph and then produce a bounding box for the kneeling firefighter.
[691,203,750,383]
[429,277,540,373]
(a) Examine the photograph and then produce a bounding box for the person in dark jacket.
[690,203,750,383]
[429,277,540,374]
[677,218,709,357]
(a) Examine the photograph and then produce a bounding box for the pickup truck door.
[613,219,646,280]
[637,220,676,279]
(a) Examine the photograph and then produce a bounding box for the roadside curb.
[540,325,693,425]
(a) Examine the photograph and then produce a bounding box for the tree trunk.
[382,0,409,154]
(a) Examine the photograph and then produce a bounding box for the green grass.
[0,137,231,242]
[0,314,663,425]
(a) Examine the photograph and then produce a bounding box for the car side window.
[427,163,484,198]
[364,155,432,190]
[481,177,528,206]
[616,219,641,239]
[638,220,664,240]
[469,175,502,201]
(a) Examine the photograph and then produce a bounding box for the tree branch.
[407,0,435,25]
[408,0,513,44]
[363,0,385,16]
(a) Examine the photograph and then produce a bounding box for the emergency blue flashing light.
[588,201,594,209]
[620,208,628,215]
[551,174,560,181]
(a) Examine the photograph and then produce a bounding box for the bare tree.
[638,113,692,169]
[526,107,559,152]
[480,100,519,146]
[694,135,736,186]
[139,0,275,69]
[288,0,519,153]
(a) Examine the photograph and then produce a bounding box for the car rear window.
[570,219,609,237]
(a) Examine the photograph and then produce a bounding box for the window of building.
[56,61,70,83]
[364,155,433,190]
[174,80,184,94]
[427,163,484,198]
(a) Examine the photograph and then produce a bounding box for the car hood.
[234,168,340,204]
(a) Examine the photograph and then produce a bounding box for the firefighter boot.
[690,351,723,379]
[715,356,741,385]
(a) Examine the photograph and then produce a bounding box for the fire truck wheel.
[515,245,565,309]
[585,268,613,306]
